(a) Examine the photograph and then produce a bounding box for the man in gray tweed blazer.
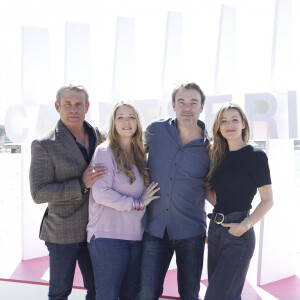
[30,85,106,300]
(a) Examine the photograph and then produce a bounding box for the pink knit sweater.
[87,142,146,242]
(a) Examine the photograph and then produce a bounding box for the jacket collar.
[55,120,91,168]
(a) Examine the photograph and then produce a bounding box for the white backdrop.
[1,0,299,286]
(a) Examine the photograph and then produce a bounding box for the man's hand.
[82,164,107,189]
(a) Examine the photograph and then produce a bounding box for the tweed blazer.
[30,120,106,244]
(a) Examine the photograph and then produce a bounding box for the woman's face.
[219,108,245,142]
[114,105,138,140]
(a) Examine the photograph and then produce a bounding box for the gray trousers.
[205,211,255,300]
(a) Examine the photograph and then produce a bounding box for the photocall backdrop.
[1,0,299,285]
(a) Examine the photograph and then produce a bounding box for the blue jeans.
[88,236,143,300]
[45,241,95,300]
[204,211,255,300]
[137,231,206,300]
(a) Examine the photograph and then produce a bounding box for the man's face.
[55,90,89,129]
[172,88,204,127]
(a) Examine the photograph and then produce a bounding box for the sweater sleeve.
[90,145,135,212]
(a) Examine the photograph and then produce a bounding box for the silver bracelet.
[241,217,253,231]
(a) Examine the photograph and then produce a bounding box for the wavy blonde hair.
[108,101,150,186]
[207,103,250,182]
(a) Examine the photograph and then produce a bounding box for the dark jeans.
[204,211,255,300]
[88,236,143,300]
[45,241,95,300]
[138,231,206,300]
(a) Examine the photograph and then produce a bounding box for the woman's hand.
[221,222,247,237]
[141,182,160,206]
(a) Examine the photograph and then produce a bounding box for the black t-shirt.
[210,145,271,215]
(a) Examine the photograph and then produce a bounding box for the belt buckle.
[214,213,225,224]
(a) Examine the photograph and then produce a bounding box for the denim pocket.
[226,229,243,238]
[223,227,255,251]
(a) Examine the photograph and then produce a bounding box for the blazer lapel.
[56,120,88,169]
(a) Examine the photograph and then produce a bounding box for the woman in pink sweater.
[87,101,159,300]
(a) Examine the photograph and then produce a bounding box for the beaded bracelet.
[140,199,144,210]
[132,199,137,210]
[132,198,145,211]
[241,217,253,231]
[137,199,141,211]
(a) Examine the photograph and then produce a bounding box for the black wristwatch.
[79,178,89,194]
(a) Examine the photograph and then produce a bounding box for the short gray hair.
[56,85,89,104]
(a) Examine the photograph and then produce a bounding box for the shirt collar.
[169,118,211,143]
[68,120,93,141]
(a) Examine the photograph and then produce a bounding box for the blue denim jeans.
[88,236,143,300]
[45,241,95,300]
[137,231,206,300]
[204,211,255,300]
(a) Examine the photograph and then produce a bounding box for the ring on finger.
[92,168,96,174]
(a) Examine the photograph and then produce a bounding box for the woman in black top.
[204,103,273,300]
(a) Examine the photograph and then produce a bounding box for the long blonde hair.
[108,101,150,186]
[207,103,250,182]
